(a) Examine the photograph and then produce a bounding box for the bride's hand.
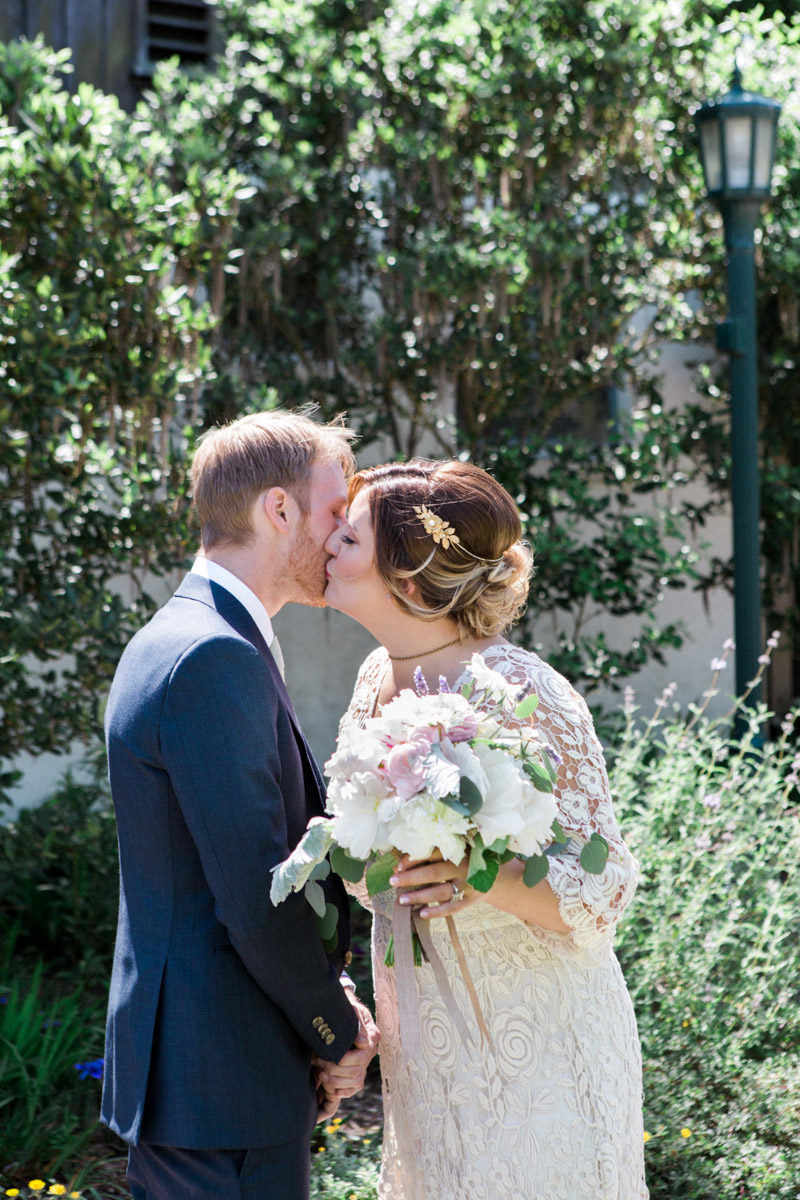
[390,850,480,919]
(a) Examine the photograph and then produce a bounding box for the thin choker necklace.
[388,636,463,661]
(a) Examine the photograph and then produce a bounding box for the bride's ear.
[397,577,420,601]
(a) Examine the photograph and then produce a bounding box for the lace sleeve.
[475,644,639,952]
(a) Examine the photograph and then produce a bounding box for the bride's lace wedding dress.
[340,642,648,1200]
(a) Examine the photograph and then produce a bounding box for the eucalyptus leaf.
[524,761,555,793]
[580,833,610,875]
[467,856,499,893]
[304,879,327,918]
[330,845,367,883]
[515,693,539,719]
[366,852,397,897]
[458,775,483,815]
[486,835,510,855]
[523,855,549,887]
[308,859,331,882]
[315,902,339,941]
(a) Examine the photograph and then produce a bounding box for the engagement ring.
[450,882,465,904]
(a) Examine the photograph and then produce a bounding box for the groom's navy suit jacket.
[101,572,358,1149]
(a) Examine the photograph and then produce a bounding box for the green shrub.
[611,659,800,1199]
[0,962,106,1180]
[0,774,118,985]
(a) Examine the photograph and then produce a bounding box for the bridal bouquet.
[270,653,609,954]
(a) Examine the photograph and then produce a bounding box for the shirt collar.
[190,557,276,649]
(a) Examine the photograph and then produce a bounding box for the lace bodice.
[338,641,648,1200]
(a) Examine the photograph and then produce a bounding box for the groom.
[102,409,378,1200]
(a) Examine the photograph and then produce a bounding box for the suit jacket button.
[325,1033,335,1045]
[320,1023,331,1037]
[344,951,353,966]
[312,1016,324,1029]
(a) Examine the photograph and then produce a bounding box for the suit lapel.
[172,573,326,801]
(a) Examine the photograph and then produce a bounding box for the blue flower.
[74,1058,104,1080]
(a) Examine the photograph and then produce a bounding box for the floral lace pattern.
[340,644,649,1199]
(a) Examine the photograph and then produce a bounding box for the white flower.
[325,723,387,780]
[389,792,470,864]
[375,688,478,744]
[443,738,489,798]
[466,653,519,700]
[471,744,557,856]
[327,771,394,859]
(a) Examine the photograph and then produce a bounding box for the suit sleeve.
[160,633,359,1061]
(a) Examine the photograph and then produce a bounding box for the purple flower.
[513,681,537,705]
[75,1058,104,1081]
[413,666,429,696]
[545,745,563,766]
[438,675,451,693]
[702,793,721,809]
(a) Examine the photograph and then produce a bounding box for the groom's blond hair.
[191,408,356,550]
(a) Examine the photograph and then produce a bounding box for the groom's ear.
[261,486,298,535]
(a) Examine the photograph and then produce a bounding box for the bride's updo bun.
[348,459,533,638]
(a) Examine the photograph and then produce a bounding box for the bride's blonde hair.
[349,459,533,638]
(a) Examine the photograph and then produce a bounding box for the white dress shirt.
[190,556,277,651]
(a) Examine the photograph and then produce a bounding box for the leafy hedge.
[4,3,800,800]
[612,659,800,1198]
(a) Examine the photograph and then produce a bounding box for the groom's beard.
[286,519,328,607]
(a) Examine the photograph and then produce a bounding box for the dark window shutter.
[145,0,214,68]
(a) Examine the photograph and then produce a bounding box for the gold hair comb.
[413,504,461,549]
[412,503,505,564]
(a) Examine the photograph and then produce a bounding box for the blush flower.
[384,737,433,799]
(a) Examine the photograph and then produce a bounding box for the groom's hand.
[313,1000,379,1101]
[315,1074,341,1123]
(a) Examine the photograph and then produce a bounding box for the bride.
[319,457,648,1200]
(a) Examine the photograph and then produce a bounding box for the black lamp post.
[694,65,781,703]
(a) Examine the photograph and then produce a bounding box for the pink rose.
[443,712,480,743]
[384,736,431,800]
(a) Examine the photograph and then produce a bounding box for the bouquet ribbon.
[392,899,494,1059]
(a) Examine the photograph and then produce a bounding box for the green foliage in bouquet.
[610,660,800,1199]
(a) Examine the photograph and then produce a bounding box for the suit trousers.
[127,1138,311,1200]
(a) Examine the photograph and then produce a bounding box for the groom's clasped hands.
[313,993,380,1121]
